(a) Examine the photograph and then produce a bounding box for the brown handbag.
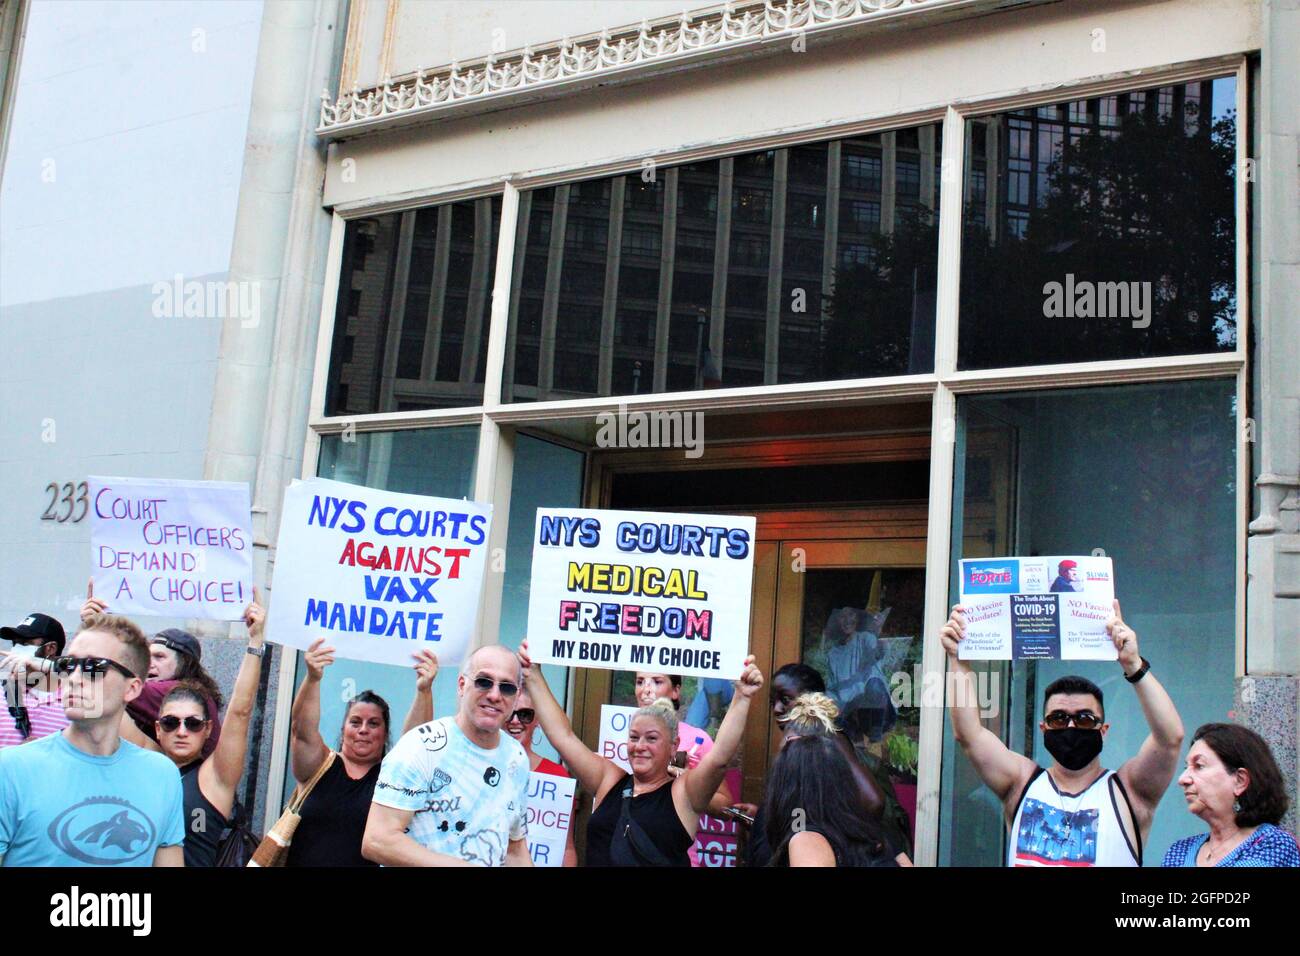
[247,750,337,867]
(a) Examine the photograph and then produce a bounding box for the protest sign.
[525,508,756,679]
[958,556,1116,661]
[266,477,491,667]
[598,704,638,771]
[89,476,252,621]
[524,772,576,867]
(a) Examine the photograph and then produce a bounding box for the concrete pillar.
[201,0,347,827]
[1244,0,1300,838]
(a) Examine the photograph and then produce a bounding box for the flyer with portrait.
[957,556,1116,661]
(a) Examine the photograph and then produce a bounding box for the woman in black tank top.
[155,597,267,868]
[284,637,438,866]
[519,641,765,867]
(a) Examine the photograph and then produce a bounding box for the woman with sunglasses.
[80,581,224,757]
[518,640,763,867]
[154,595,265,867]
[286,638,438,867]
[504,686,577,866]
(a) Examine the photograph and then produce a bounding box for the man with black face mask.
[941,600,1184,866]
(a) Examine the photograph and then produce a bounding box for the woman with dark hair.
[154,596,265,866]
[762,662,911,856]
[81,582,224,757]
[285,638,438,867]
[763,734,910,867]
[1163,723,1299,867]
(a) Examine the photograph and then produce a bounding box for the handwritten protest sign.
[958,556,1116,660]
[89,476,252,621]
[526,508,755,680]
[524,772,576,867]
[266,477,491,667]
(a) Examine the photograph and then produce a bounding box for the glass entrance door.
[764,532,928,849]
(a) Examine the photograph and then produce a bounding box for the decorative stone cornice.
[318,0,1034,139]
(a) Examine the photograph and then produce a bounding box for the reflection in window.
[940,379,1237,865]
[501,124,940,402]
[959,77,1237,369]
[324,198,500,415]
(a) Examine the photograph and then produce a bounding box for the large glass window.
[497,434,587,764]
[286,427,479,797]
[939,379,1237,865]
[324,198,501,415]
[502,122,940,403]
[959,77,1238,369]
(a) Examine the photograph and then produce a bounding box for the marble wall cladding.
[1234,675,1299,837]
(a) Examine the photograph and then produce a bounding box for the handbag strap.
[611,785,676,867]
[287,750,337,814]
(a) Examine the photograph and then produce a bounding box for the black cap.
[1,613,67,655]
[152,628,202,662]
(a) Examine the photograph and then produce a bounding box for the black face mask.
[1044,728,1103,771]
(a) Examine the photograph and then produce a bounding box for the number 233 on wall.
[42,481,89,523]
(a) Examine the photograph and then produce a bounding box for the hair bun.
[649,697,677,718]
[780,692,840,734]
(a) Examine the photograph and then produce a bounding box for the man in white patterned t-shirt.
[364,644,532,867]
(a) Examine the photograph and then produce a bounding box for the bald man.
[363,645,532,866]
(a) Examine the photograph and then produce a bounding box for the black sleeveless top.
[180,762,228,868]
[586,773,694,867]
[286,757,381,867]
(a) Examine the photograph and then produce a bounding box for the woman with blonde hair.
[518,640,763,866]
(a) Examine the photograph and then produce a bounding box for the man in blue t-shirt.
[0,614,184,867]
[365,644,531,866]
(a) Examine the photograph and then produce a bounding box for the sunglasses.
[508,708,535,725]
[51,656,138,680]
[1044,710,1104,730]
[159,715,210,733]
[472,675,519,697]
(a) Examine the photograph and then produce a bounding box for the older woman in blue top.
[1163,723,1299,867]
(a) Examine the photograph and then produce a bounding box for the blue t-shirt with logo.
[0,731,185,867]
[373,716,529,867]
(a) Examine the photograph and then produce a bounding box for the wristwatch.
[246,645,267,658]
[1125,656,1151,684]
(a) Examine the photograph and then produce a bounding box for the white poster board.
[525,508,756,679]
[89,476,252,621]
[524,772,576,867]
[597,704,639,772]
[266,477,491,667]
[958,556,1117,661]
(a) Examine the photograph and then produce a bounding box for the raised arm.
[1110,601,1184,813]
[289,639,334,785]
[401,651,438,734]
[518,640,622,798]
[203,596,266,811]
[683,657,762,815]
[941,606,1036,809]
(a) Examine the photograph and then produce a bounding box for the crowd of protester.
[0,593,1296,868]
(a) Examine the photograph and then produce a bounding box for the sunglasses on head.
[508,708,535,725]
[159,714,210,733]
[51,656,137,680]
[472,675,519,697]
[1044,710,1104,730]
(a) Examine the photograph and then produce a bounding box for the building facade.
[5,0,1297,866]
